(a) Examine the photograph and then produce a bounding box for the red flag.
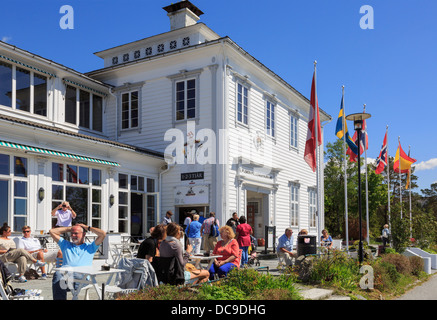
[304,71,322,172]
[393,142,416,174]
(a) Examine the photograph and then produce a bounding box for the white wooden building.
[87,1,332,241]
[0,1,331,246]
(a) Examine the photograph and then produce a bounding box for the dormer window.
[0,61,47,117]
[65,85,103,132]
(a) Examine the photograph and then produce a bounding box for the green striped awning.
[0,140,119,167]
[0,54,57,78]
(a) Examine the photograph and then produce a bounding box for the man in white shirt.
[51,201,77,227]
[16,226,58,279]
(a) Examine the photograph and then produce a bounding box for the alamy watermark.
[59,5,74,30]
[164,121,274,175]
[360,5,374,30]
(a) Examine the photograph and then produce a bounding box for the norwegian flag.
[375,131,388,174]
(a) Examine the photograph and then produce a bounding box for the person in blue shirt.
[321,229,333,249]
[185,214,202,255]
[276,228,295,268]
[49,223,106,300]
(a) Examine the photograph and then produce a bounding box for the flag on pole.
[393,142,416,174]
[405,148,413,189]
[335,95,358,155]
[304,71,322,172]
[346,112,368,162]
[375,131,388,174]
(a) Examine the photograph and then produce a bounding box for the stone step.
[300,288,334,300]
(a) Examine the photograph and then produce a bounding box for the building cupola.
[163,0,204,30]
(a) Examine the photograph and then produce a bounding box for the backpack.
[209,218,219,238]
[24,268,39,280]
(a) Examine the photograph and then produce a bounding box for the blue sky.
[1,0,436,193]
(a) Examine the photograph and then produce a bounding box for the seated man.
[49,223,106,300]
[16,226,59,279]
[276,228,295,269]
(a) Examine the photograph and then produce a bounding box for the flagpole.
[363,104,370,244]
[398,136,403,219]
[409,145,412,238]
[314,60,321,248]
[386,126,391,231]
[342,86,349,252]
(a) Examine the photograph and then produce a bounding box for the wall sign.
[175,185,209,205]
[181,171,204,181]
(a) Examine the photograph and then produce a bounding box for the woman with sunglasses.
[51,201,77,227]
[0,223,46,282]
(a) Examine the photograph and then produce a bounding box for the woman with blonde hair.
[209,225,240,279]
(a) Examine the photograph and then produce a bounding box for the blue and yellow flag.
[335,95,358,155]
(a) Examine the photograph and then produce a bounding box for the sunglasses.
[62,205,67,207]
[23,230,31,233]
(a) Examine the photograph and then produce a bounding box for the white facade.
[87,1,331,242]
[0,40,164,241]
[0,1,331,247]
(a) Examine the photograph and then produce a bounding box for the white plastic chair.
[45,242,60,274]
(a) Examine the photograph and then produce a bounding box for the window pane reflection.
[34,74,47,116]
[0,62,12,107]
[16,68,30,112]
[0,154,9,175]
[14,157,27,177]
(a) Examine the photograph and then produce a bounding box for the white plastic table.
[189,255,222,270]
[53,265,125,300]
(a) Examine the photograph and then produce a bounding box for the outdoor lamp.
[345,112,371,265]
[38,187,45,201]
[109,194,115,207]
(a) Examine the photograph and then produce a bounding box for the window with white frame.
[0,154,28,231]
[51,162,102,228]
[65,85,103,132]
[290,113,298,148]
[175,79,196,121]
[0,61,47,116]
[309,188,317,228]
[290,183,299,227]
[117,173,157,234]
[121,91,139,129]
[266,101,275,137]
[237,83,249,125]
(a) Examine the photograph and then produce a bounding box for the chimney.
[163,1,204,30]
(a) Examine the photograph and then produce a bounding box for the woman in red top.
[209,226,240,279]
[235,216,253,267]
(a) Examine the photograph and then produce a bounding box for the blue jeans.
[52,270,81,300]
[240,246,249,266]
[209,262,236,280]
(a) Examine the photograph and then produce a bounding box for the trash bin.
[297,235,317,257]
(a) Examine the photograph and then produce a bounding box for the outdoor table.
[53,265,125,300]
[189,254,222,270]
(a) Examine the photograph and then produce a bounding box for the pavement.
[9,254,348,301]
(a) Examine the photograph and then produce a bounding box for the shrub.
[409,256,424,276]
[373,260,401,291]
[381,253,411,275]
[307,250,360,290]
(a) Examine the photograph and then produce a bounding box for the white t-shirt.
[17,236,42,251]
[55,209,74,226]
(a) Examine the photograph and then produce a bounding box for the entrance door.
[247,202,258,232]
[130,193,143,238]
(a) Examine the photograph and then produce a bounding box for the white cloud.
[1,36,12,43]
[414,158,437,171]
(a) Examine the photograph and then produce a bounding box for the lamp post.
[345,112,371,264]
